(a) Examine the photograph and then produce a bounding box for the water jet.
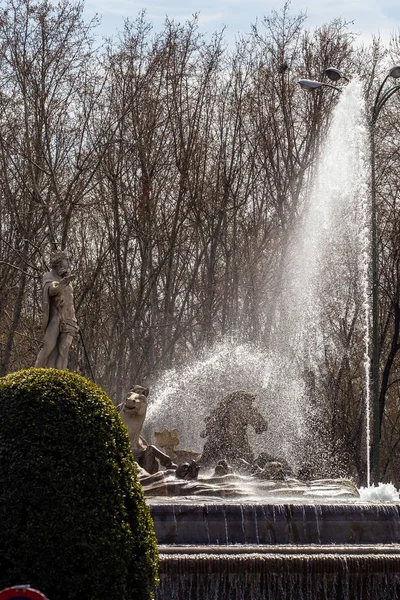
[145,80,400,599]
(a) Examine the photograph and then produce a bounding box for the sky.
[82,0,399,47]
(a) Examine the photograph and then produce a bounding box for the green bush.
[0,368,158,600]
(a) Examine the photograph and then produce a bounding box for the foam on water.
[358,483,400,502]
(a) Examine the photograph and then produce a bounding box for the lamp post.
[369,65,400,485]
[299,65,400,485]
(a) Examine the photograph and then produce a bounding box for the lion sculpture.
[117,385,176,474]
[199,390,268,468]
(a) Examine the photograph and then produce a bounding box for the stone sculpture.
[154,428,201,465]
[175,460,201,480]
[249,451,294,480]
[35,251,79,370]
[118,385,176,474]
[132,387,356,498]
[213,459,234,476]
[200,390,268,468]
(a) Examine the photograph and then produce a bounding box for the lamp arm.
[373,84,400,122]
[321,83,342,91]
[372,73,391,117]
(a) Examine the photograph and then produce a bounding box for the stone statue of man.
[35,251,79,370]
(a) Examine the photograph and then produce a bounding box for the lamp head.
[324,67,349,83]
[389,65,400,79]
[298,79,324,91]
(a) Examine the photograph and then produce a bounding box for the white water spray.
[147,80,371,479]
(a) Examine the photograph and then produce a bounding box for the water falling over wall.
[156,550,400,600]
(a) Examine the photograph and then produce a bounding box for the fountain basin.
[147,481,400,598]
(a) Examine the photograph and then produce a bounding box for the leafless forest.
[1,0,400,483]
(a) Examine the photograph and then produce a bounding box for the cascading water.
[147,80,371,479]
[156,549,400,600]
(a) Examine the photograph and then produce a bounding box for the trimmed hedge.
[0,368,158,600]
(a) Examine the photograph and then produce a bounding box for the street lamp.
[299,65,400,485]
[298,67,349,92]
[370,65,400,485]
[324,67,350,83]
[298,79,342,92]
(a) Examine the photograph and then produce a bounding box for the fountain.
[142,81,400,599]
[146,83,371,479]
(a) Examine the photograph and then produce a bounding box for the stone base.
[149,502,400,545]
[156,545,400,600]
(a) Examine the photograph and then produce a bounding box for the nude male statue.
[35,251,79,370]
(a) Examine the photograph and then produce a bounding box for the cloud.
[290,0,396,43]
[85,0,136,17]
[196,12,225,24]
[83,0,400,45]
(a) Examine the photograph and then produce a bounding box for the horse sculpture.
[199,390,268,468]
